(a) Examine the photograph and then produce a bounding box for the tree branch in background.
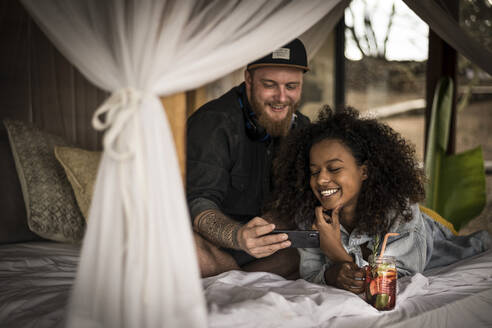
[382,2,396,59]
[364,9,379,57]
[362,8,375,56]
[347,7,366,57]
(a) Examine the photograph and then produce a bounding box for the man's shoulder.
[294,111,310,129]
[188,85,242,123]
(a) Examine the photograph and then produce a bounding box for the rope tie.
[92,87,143,160]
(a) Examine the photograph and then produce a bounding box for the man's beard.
[250,87,298,137]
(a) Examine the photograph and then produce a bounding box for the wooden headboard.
[0,0,106,151]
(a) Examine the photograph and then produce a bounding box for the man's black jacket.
[186,82,310,223]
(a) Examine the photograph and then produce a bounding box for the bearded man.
[186,39,310,278]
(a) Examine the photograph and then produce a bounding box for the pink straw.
[379,233,400,260]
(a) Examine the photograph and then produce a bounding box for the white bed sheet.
[0,242,80,328]
[204,249,492,328]
[1,242,491,328]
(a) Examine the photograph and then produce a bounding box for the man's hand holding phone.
[236,217,291,258]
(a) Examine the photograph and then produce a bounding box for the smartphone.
[269,230,320,248]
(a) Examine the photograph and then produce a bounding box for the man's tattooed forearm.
[195,209,241,249]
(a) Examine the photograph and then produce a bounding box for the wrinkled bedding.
[204,249,492,327]
[0,242,79,328]
[1,242,491,328]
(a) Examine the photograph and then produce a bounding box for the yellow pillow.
[54,146,101,221]
[419,205,458,235]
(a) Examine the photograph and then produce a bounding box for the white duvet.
[204,249,492,328]
[1,242,491,328]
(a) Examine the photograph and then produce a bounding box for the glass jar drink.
[365,255,397,310]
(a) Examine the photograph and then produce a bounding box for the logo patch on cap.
[272,47,290,60]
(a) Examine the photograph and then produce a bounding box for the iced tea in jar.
[365,255,397,310]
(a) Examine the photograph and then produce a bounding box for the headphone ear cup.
[245,112,268,141]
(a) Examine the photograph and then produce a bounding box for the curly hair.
[267,106,425,235]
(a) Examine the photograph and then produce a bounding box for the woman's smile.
[320,188,340,198]
[309,139,367,214]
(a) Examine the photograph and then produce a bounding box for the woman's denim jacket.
[299,203,491,285]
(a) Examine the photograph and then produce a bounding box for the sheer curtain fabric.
[20,0,343,327]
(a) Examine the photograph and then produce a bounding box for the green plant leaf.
[437,147,486,231]
[424,77,486,231]
[425,77,453,211]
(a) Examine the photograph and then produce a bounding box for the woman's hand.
[324,261,366,294]
[312,205,352,262]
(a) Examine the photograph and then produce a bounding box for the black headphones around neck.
[238,85,270,142]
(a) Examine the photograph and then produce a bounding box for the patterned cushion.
[3,119,85,243]
[0,124,42,244]
[54,146,101,221]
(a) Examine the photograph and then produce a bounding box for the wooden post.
[334,16,345,110]
[160,93,187,181]
[160,86,209,184]
[186,87,208,117]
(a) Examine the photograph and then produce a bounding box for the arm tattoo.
[194,209,242,250]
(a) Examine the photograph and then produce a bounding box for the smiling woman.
[267,105,490,295]
[270,106,425,235]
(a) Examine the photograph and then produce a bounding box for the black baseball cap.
[247,38,309,73]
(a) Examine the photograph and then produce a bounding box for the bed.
[1,41,491,328]
[2,116,491,327]
[1,241,491,328]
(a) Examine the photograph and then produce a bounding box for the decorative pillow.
[54,146,101,221]
[0,123,42,244]
[3,119,85,243]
